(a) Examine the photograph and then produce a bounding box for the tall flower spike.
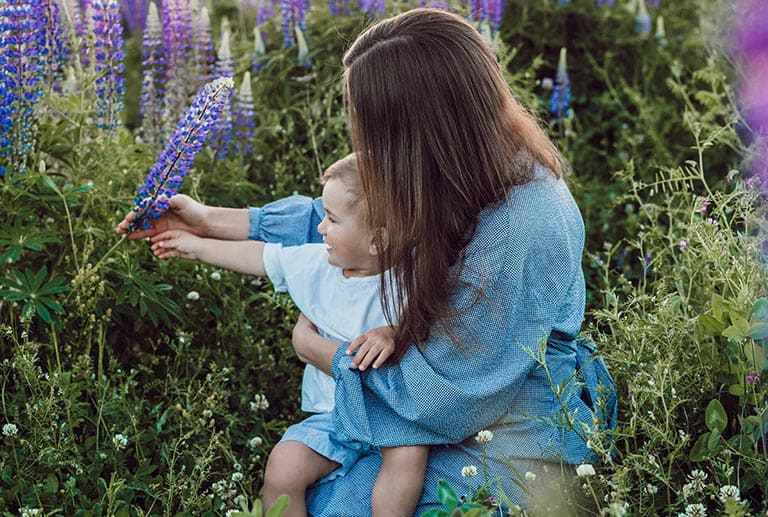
[549,47,572,121]
[654,15,667,47]
[41,0,69,89]
[233,71,256,157]
[195,6,215,83]
[161,0,196,136]
[252,26,266,73]
[359,0,384,18]
[634,0,651,37]
[130,77,234,231]
[486,0,504,33]
[295,26,311,68]
[91,0,125,131]
[280,0,309,47]
[140,1,165,143]
[121,0,147,34]
[0,0,48,176]
[213,27,233,160]
[329,0,351,16]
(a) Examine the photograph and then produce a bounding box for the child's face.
[317,178,378,277]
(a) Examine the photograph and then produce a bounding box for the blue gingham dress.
[250,168,613,515]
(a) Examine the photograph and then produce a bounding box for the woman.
[119,8,615,513]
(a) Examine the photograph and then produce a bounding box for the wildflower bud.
[187,291,200,301]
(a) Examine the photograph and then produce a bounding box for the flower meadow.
[1,0,767,515]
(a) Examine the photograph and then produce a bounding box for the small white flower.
[525,471,536,482]
[20,509,43,517]
[576,463,596,477]
[234,494,247,508]
[683,503,707,517]
[113,433,128,450]
[248,436,263,448]
[475,429,493,444]
[231,471,243,482]
[688,469,707,492]
[2,423,18,436]
[718,484,740,503]
[250,394,269,412]
[202,409,213,419]
[210,271,222,281]
[461,465,478,478]
[187,290,200,301]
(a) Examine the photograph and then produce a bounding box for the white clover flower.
[682,503,707,517]
[210,271,222,281]
[525,471,536,482]
[248,436,263,448]
[2,423,18,436]
[187,290,200,301]
[718,485,740,503]
[250,394,269,412]
[475,429,493,444]
[576,463,596,477]
[461,465,478,478]
[113,433,128,450]
[20,509,42,517]
[231,471,243,482]
[688,469,707,492]
[604,501,628,517]
[234,494,247,508]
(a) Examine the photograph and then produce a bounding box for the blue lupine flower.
[121,0,147,34]
[130,77,234,231]
[252,26,266,73]
[41,0,69,88]
[549,47,572,120]
[233,71,256,157]
[635,0,651,37]
[0,0,48,176]
[92,0,125,131]
[596,0,615,5]
[140,1,164,142]
[359,0,384,18]
[280,0,309,48]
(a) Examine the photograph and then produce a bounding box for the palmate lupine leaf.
[129,76,234,232]
[0,266,69,323]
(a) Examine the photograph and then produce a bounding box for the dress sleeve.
[248,195,324,245]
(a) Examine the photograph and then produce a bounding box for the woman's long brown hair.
[343,8,565,362]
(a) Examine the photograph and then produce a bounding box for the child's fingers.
[347,334,366,355]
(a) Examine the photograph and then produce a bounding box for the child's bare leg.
[262,441,340,517]
[372,445,429,517]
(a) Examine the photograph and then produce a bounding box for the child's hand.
[347,326,395,371]
[150,229,203,260]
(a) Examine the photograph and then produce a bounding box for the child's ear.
[368,228,389,256]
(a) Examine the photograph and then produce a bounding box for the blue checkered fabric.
[250,168,613,514]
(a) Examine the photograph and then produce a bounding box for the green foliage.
[2,0,766,515]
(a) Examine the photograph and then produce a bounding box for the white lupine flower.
[576,463,596,477]
[475,429,493,444]
[718,485,740,503]
[461,465,478,478]
[2,423,18,436]
[525,471,536,482]
[187,290,200,301]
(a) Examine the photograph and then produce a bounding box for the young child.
[149,153,429,517]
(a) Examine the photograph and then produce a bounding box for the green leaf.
[750,298,768,323]
[265,494,289,517]
[420,510,448,517]
[41,174,61,193]
[748,322,768,340]
[437,479,458,511]
[707,428,721,452]
[722,325,745,342]
[729,311,751,336]
[712,293,728,321]
[689,432,710,461]
[705,399,727,434]
[698,314,725,335]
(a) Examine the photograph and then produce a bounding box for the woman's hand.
[292,313,337,376]
[116,194,209,240]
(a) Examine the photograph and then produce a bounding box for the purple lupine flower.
[213,27,233,160]
[731,0,768,182]
[359,0,384,19]
[130,77,234,231]
[41,0,69,88]
[329,0,351,16]
[0,0,48,176]
[233,71,256,157]
[596,0,615,5]
[486,0,504,32]
[549,47,572,120]
[468,0,486,23]
[645,0,660,8]
[140,1,164,142]
[252,25,266,73]
[195,6,215,84]
[91,0,125,131]
[121,0,147,34]
[161,0,196,135]
[257,0,275,26]
[280,0,309,48]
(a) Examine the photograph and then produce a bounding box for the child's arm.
[346,325,395,371]
[150,229,267,276]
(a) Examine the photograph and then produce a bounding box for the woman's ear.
[368,227,389,256]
